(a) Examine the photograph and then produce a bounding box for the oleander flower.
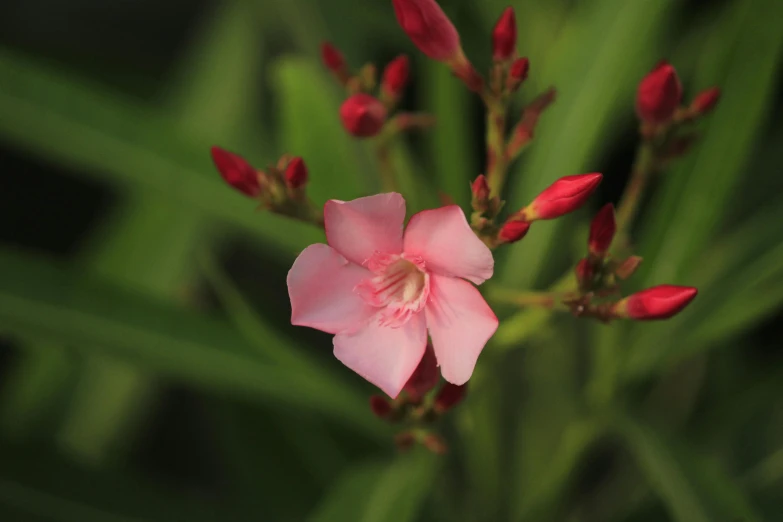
[287,193,498,397]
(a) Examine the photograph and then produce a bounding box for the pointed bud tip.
[492,7,517,61]
[210,146,260,197]
[529,173,603,220]
[621,285,698,320]
[471,175,490,200]
[509,57,529,81]
[320,42,344,71]
[636,61,682,124]
[382,55,410,96]
[339,93,387,138]
[691,87,721,115]
[588,203,616,256]
[615,256,643,280]
[284,157,308,189]
[392,0,461,62]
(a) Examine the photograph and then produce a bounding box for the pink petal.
[425,275,498,385]
[403,205,494,284]
[287,244,375,334]
[324,193,406,266]
[333,312,427,398]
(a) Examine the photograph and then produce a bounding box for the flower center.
[356,253,430,327]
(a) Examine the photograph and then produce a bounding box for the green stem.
[486,101,509,198]
[615,141,657,240]
[375,142,399,193]
[486,285,573,310]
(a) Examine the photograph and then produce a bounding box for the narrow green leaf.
[0,247,385,440]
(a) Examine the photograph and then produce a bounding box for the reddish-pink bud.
[382,55,410,98]
[471,174,490,201]
[510,57,529,81]
[339,93,387,137]
[392,0,461,62]
[422,433,448,454]
[636,61,682,124]
[526,173,603,220]
[575,258,594,285]
[320,42,345,72]
[434,382,466,413]
[284,157,308,189]
[499,219,531,244]
[690,87,721,115]
[588,203,616,257]
[403,343,439,401]
[369,395,393,419]
[492,7,517,61]
[614,285,697,320]
[210,146,260,197]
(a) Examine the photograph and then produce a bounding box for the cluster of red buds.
[206,0,722,441]
[210,147,323,225]
[368,344,466,454]
[322,42,435,139]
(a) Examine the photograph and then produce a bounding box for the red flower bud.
[636,61,682,124]
[492,7,517,61]
[498,219,531,244]
[471,174,490,210]
[403,343,439,401]
[588,203,616,257]
[690,87,720,115]
[613,285,697,320]
[525,173,603,220]
[422,433,448,454]
[210,146,260,197]
[575,258,594,286]
[369,395,393,419]
[284,157,308,189]
[392,0,461,62]
[614,256,643,280]
[339,93,387,137]
[382,55,410,98]
[506,56,530,92]
[320,42,345,73]
[434,382,467,413]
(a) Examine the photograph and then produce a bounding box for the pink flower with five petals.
[287,193,498,398]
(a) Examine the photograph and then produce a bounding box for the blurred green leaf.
[0,247,384,440]
[0,48,320,256]
[308,453,438,522]
[618,414,761,522]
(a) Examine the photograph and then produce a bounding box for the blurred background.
[1,0,782,520]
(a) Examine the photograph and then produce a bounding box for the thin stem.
[375,142,399,193]
[485,101,509,198]
[486,285,573,310]
[615,141,657,240]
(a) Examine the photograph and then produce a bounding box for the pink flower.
[287,193,498,398]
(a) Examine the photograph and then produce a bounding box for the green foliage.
[0,0,782,520]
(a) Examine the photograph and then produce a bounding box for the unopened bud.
[506,57,529,92]
[498,219,531,244]
[210,146,261,197]
[434,382,466,413]
[524,173,603,221]
[612,285,697,320]
[369,395,393,419]
[471,174,490,211]
[394,431,416,452]
[575,258,594,288]
[636,61,682,125]
[284,157,308,190]
[382,55,410,99]
[492,7,517,61]
[422,433,448,454]
[403,343,439,401]
[392,0,461,62]
[690,87,720,116]
[320,42,345,73]
[339,93,387,137]
[588,203,616,257]
[614,256,643,280]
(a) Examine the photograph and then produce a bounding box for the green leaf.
[308,453,439,522]
[617,414,761,522]
[0,247,385,440]
[0,48,320,256]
